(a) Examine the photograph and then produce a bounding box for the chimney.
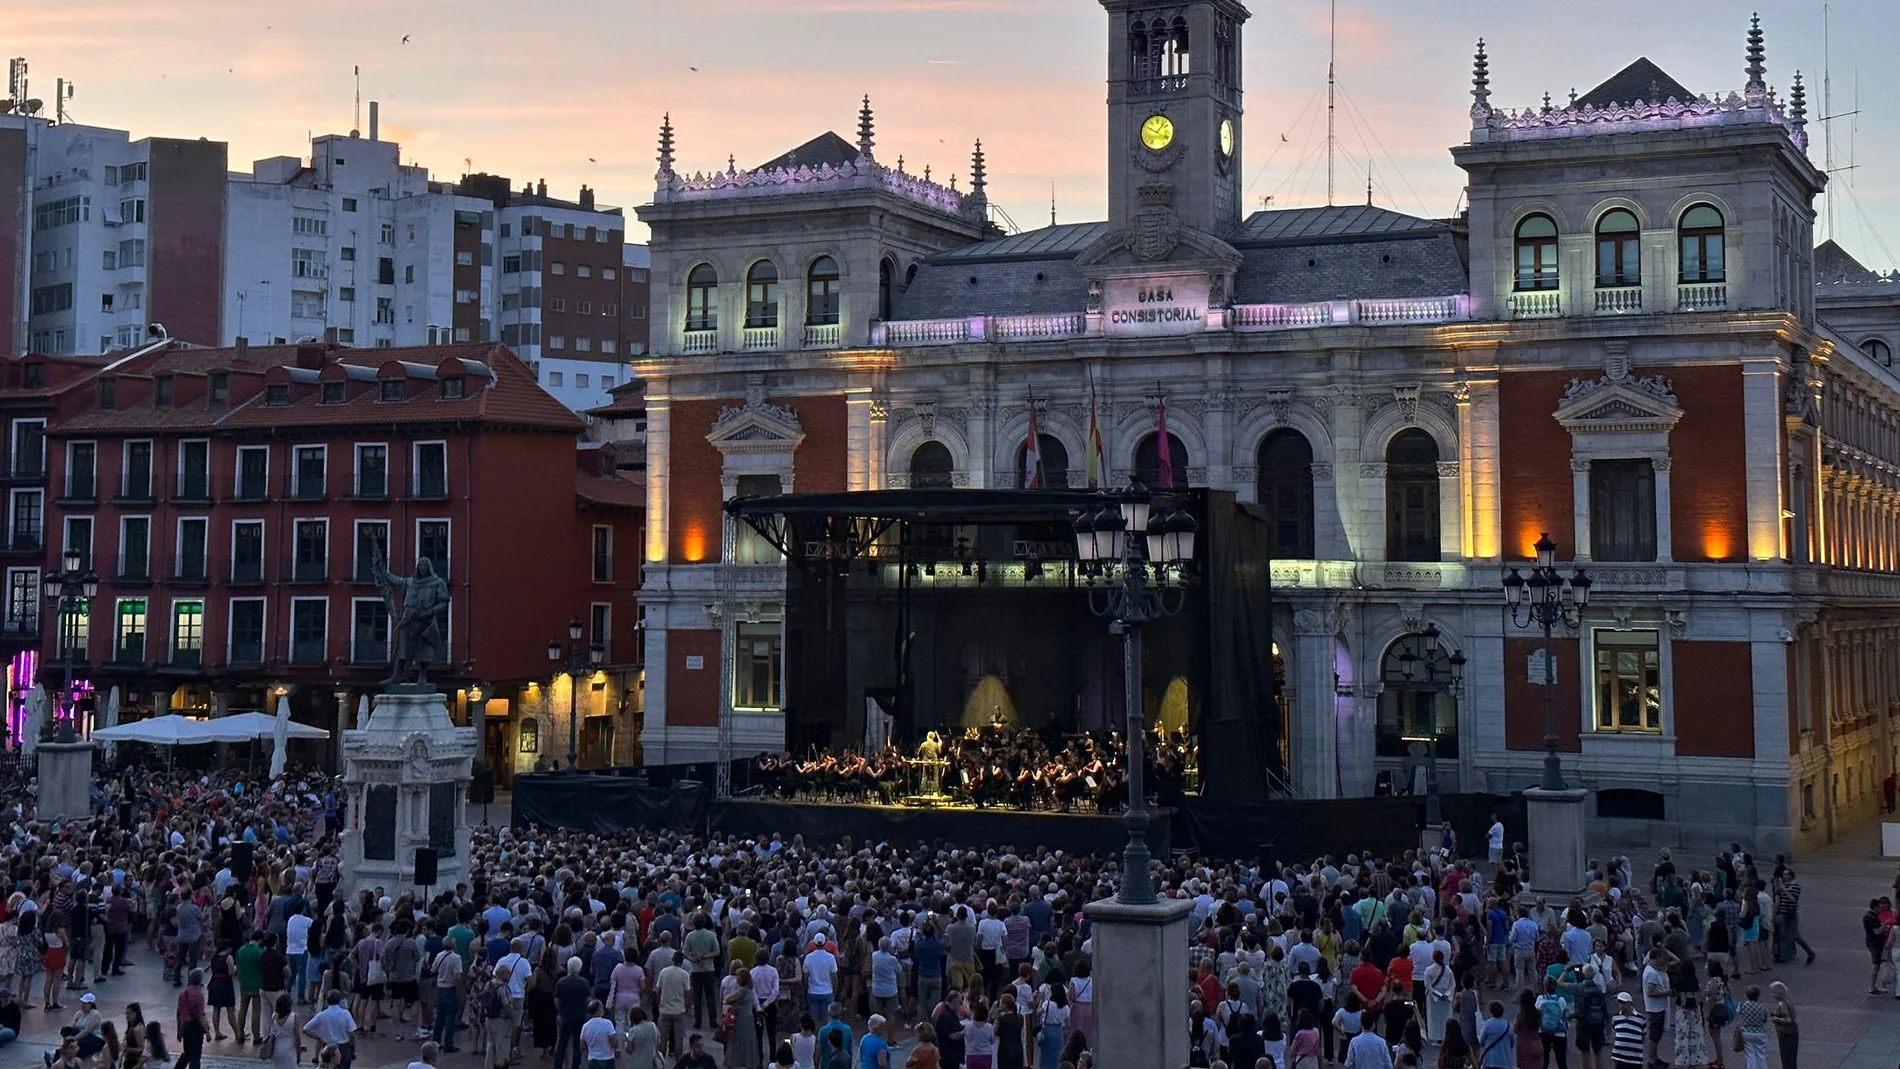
[235,336,249,364]
[579,184,594,211]
[536,178,547,198]
[369,101,380,142]
[296,344,326,369]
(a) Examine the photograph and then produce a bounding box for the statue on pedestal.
[372,546,450,685]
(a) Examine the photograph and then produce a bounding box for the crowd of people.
[0,758,1830,1069]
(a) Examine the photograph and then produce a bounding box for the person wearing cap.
[59,990,107,1059]
[803,938,838,1025]
[1608,992,1645,1069]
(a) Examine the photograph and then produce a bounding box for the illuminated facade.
[635,6,1899,853]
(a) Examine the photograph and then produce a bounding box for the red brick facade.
[1504,635,1580,752]
[1672,640,1755,758]
[1662,366,1749,562]
[665,629,721,727]
[1498,371,1577,561]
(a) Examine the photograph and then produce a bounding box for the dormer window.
[1594,210,1640,287]
[440,376,466,400]
[98,378,117,410]
[322,381,346,405]
[380,379,403,402]
[154,376,174,409]
[1678,204,1725,283]
[209,372,228,405]
[266,384,290,407]
[1514,214,1559,291]
[23,363,43,389]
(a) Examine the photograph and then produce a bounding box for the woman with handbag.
[265,993,302,1069]
[1768,983,1798,1069]
[1730,986,1770,1069]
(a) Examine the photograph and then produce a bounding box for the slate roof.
[1233,204,1441,244]
[1575,58,1695,108]
[929,222,1108,262]
[1234,232,1470,304]
[756,132,862,172]
[894,223,1101,320]
[1815,240,1878,283]
[577,469,645,509]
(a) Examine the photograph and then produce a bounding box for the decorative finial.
[969,139,987,198]
[924,164,931,182]
[949,174,958,191]
[1788,70,1807,145]
[1541,90,1552,113]
[727,153,736,175]
[1745,12,1766,94]
[1567,87,1577,107]
[1471,38,1490,111]
[857,95,875,159]
[657,113,675,175]
[896,155,905,173]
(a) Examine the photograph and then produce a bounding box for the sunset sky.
[8,0,1897,268]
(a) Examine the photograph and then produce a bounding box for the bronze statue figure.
[373,546,450,685]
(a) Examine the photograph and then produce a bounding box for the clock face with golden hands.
[1219,119,1235,157]
[1141,114,1175,152]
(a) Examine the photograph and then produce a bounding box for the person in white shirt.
[286,910,314,1006]
[578,1002,618,1068]
[302,990,360,1069]
[1487,817,1506,867]
[406,1039,442,1069]
[803,939,837,1024]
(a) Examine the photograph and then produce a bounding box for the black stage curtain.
[1175,792,1528,863]
[512,773,709,834]
[1201,496,1279,798]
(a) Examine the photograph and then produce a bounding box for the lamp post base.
[1522,786,1591,899]
[1083,895,1192,1069]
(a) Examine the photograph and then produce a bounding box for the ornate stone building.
[634,5,1900,853]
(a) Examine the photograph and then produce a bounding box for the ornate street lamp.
[1073,484,1198,906]
[42,546,99,744]
[548,618,604,771]
[1502,532,1591,791]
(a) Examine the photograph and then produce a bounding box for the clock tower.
[1102,0,1249,239]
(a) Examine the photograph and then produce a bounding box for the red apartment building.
[2,339,642,772]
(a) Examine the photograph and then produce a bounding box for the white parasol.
[20,683,47,758]
[101,685,121,761]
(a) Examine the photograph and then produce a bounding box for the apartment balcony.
[1678,282,1727,311]
[288,640,327,666]
[1593,286,1643,315]
[230,562,265,586]
[1507,289,1563,319]
[291,561,328,584]
[229,641,264,668]
[7,532,41,554]
[802,322,842,348]
[741,326,779,352]
[681,329,717,355]
[352,640,390,667]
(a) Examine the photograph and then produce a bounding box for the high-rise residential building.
[0,109,226,361]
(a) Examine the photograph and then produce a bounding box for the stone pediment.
[1074,222,1243,274]
[707,400,806,453]
[1554,373,1682,433]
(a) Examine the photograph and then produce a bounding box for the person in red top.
[176,967,210,1069]
[1348,957,1385,1007]
[1195,962,1222,1010]
[1385,954,1415,992]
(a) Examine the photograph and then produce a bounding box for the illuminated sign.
[1104,273,1209,338]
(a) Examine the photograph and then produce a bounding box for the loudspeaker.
[230,841,254,882]
[413,847,439,887]
[469,768,495,805]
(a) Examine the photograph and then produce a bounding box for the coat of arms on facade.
[1132,184,1181,262]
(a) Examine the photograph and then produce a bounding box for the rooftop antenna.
[7,58,26,114]
[1366,161,1373,206]
[1326,0,1337,205]
[1817,5,1859,242]
[353,64,361,137]
[1051,183,1057,227]
[54,78,71,123]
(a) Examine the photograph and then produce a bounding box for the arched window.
[1375,633,1460,759]
[878,257,896,321]
[1164,16,1190,76]
[744,261,779,329]
[1256,430,1315,559]
[1678,204,1725,283]
[1514,214,1559,291]
[1016,435,1070,489]
[806,256,841,326]
[909,441,954,488]
[685,263,718,332]
[1385,430,1440,561]
[1128,21,1151,79]
[1864,338,1894,367]
[1134,432,1188,489]
[1595,209,1640,287]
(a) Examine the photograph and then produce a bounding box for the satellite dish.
[22,98,42,114]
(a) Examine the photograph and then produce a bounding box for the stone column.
[1654,458,1675,561]
[644,398,671,564]
[1328,384,1370,558]
[36,741,95,821]
[1522,787,1590,898]
[1571,457,1593,561]
[1293,607,1340,797]
[1082,896,1193,1069]
[1742,361,1785,561]
[1204,378,1234,490]
[1466,379,1502,559]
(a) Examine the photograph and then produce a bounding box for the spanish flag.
[1085,379,1106,489]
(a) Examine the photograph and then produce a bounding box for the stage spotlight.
[924,562,936,578]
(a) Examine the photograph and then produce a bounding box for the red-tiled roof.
[585,383,646,418]
[49,341,583,434]
[577,469,645,509]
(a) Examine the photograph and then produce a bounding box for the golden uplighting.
[681,525,708,562]
[1703,522,1732,561]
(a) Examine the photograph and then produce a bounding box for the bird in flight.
[688,66,698,71]
[588,157,597,163]
[402,34,411,43]
[1280,133,1288,142]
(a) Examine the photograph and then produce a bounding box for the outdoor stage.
[510,772,1172,856]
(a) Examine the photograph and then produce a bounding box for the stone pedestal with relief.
[35,741,96,822]
[339,687,477,898]
[1083,894,1192,1069]
[1522,786,1592,899]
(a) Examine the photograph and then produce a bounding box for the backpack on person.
[1538,996,1566,1035]
[1579,985,1608,1029]
[481,982,509,1020]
